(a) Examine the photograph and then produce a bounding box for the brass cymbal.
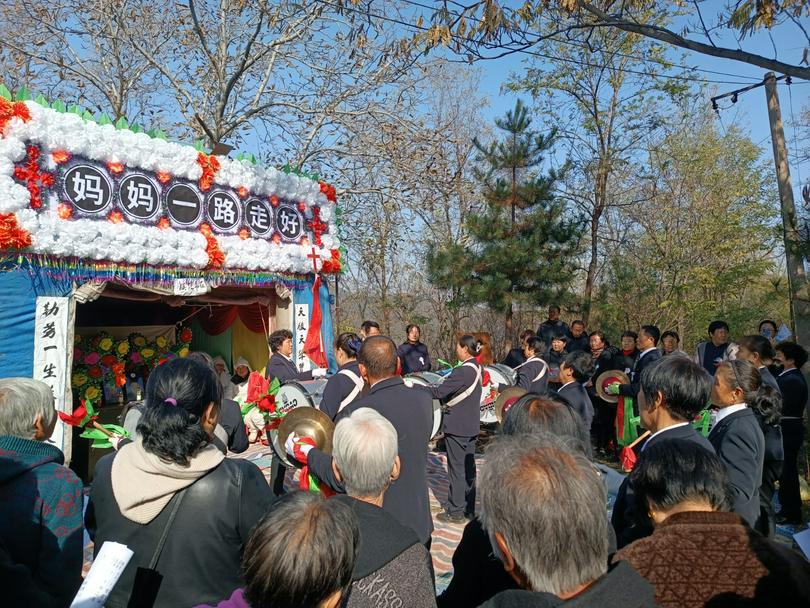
[277,407,335,469]
[595,370,631,404]
[495,386,527,423]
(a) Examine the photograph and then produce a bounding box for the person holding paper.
[86,357,275,608]
[0,378,84,608]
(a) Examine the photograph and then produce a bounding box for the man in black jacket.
[566,320,589,353]
[775,342,809,525]
[536,305,570,349]
[300,336,435,545]
[606,325,662,404]
[477,434,656,608]
[612,356,715,549]
[557,351,596,435]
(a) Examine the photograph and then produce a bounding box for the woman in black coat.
[319,332,364,421]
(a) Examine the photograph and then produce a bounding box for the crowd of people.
[1,310,809,607]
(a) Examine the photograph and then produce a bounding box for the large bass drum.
[402,372,444,439]
[269,379,328,468]
[480,364,516,424]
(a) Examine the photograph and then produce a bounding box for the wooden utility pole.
[764,72,810,345]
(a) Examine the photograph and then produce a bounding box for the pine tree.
[427,100,583,349]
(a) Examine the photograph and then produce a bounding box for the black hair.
[621,330,638,341]
[358,336,398,378]
[661,330,680,343]
[570,319,585,328]
[720,360,782,426]
[640,325,661,346]
[360,320,380,333]
[335,332,362,359]
[502,394,589,455]
[562,351,595,381]
[268,329,293,353]
[640,357,711,422]
[737,334,776,363]
[551,333,569,343]
[405,323,421,335]
[525,336,546,356]
[243,492,358,608]
[631,439,731,515]
[708,320,730,335]
[519,329,536,341]
[775,341,809,368]
[758,319,778,333]
[138,357,222,466]
[548,305,561,313]
[589,330,608,346]
[458,334,482,356]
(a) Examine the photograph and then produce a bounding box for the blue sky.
[466,15,809,201]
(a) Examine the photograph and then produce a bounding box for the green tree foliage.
[591,110,784,349]
[427,100,583,345]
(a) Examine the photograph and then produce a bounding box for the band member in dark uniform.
[430,335,484,523]
[397,324,432,374]
[320,332,364,421]
[557,351,596,435]
[515,336,549,393]
[264,328,327,496]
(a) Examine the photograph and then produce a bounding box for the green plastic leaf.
[115,116,129,129]
[98,113,112,125]
[193,140,205,152]
[51,100,66,112]
[82,110,95,121]
[34,94,49,108]
[0,84,11,99]
[68,104,83,115]
[85,398,96,417]
[14,87,30,101]
[268,377,281,395]
[129,123,141,133]
[153,129,167,140]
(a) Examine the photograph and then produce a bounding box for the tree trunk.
[504,301,514,354]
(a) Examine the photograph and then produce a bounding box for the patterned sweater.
[0,435,84,607]
[614,511,810,608]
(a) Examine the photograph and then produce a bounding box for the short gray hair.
[0,378,57,439]
[333,407,398,497]
[479,433,608,596]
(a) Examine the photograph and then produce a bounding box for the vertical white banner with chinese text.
[293,303,311,372]
[33,297,73,460]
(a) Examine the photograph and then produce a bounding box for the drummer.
[320,332,365,421]
[429,335,483,523]
[515,336,550,393]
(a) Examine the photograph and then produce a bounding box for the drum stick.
[91,421,115,438]
[625,430,651,450]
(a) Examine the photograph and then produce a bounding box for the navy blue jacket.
[777,368,808,419]
[566,334,590,353]
[307,376,434,543]
[264,352,313,382]
[320,361,363,421]
[758,366,781,394]
[515,357,549,393]
[431,359,482,436]
[709,407,765,528]
[397,342,432,374]
[536,319,570,348]
[612,423,715,549]
[557,381,594,432]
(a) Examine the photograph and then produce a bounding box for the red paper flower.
[0,97,31,133]
[236,186,249,199]
[247,371,269,404]
[115,374,127,387]
[107,161,125,174]
[58,400,97,428]
[197,152,221,192]
[51,150,70,164]
[156,171,172,184]
[199,223,224,269]
[269,195,279,207]
[321,249,342,273]
[157,217,171,230]
[13,145,54,210]
[112,362,125,375]
[0,213,32,249]
[57,203,73,219]
[179,327,193,344]
[239,228,250,240]
[108,211,123,224]
[271,234,281,244]
[101,354,118,368]
[88,365,103,379]
[258,395,276,413]
[319,181,336,203]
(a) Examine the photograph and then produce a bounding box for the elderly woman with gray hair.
[0,378,84,608]
[331,407,436,608]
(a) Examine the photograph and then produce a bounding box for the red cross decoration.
[13,145,54,210]
[307,247,321,274]
[306,206,328,247]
